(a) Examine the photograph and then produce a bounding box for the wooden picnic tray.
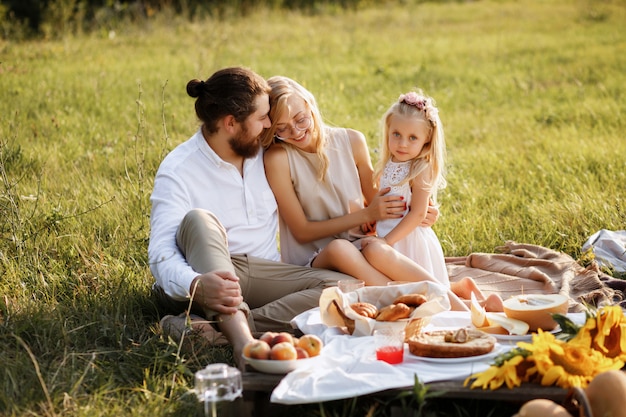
[242,370,570,417]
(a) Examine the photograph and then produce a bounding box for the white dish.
[492,333,534,342]
[492,326,561,343]
[412,345,504,364]
[242,354,318,374]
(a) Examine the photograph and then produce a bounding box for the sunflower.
[465,313,626,391]
[568,305,626,361]
[465,353,527,390]
[518,330,623,388]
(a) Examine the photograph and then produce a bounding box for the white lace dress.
[376,160,450,286]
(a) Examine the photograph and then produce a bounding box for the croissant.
[376,303,413,321]
[350,302,378,319]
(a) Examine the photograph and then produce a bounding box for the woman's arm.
[348,128,378,204]
[264,142,402,244]
[381,171,432,246]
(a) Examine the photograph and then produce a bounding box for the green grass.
[1,0,625,415]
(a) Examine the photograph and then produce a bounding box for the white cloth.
[272,310,504,404]
[274,309,588,405]
[376,160,449,286]
[148,130,279,300]
[582,229,626,273]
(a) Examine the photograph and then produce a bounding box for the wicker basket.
[333,299,432,337]
[564,387,593,417]
[404,316,430,341]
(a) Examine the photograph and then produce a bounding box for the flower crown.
[398,91,439,125]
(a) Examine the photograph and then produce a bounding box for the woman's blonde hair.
[261,76,329,181]
[374,90,447,204]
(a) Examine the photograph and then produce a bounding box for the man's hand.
[421,201,440,227]
[190,271,243,315]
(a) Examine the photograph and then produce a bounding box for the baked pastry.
[407,328,496,358]
[350,302,378,319]
[376,303,413,321]
[393,293,428,307]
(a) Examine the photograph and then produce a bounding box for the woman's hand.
[366,187,406,221]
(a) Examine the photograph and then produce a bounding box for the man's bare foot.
[232,342,249,371]
[160,313,229,346]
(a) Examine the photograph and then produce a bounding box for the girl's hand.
[360,221,377,235]
[367,187,406,221]
[421,201,440,227]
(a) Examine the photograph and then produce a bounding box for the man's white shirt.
[148,130,279,300]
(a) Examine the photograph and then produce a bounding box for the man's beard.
[229,125,261,158]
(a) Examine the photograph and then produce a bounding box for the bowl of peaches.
[242,331,324,374]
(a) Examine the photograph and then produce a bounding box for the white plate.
[412,345,504,364]
[242,354,318,374]
[492,326,561,343]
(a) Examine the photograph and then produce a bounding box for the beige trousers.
[156,209,352,332]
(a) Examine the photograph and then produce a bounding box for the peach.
[243,340,271,360]
[270,342,297,360]
[297,334,323,357]
[259,331,277,345]
[295,346,310,359]
[270,332,294,347]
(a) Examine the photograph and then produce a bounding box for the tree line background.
[1,0,400,39]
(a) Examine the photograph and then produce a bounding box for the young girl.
[374,91,502,309]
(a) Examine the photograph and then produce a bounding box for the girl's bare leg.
[483,293,504,312]
[312,239,391,286]
[359,239,469,311]
[450,276,482,299]
[451,277,504,312]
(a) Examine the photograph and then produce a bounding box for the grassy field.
[1,0,625,415]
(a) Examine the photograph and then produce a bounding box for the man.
[148,67,356,365]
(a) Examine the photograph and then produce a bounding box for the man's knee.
[177,209,227,249]
[180,209,221,231]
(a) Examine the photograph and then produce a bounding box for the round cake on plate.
[408,328,496,358]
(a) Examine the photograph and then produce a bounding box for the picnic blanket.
[445,241,625,311]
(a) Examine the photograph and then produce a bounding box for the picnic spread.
[246,240,626,406]
[273,307,582,404]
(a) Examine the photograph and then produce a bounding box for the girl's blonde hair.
[374,90,447,204]
[261,76,329,181]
